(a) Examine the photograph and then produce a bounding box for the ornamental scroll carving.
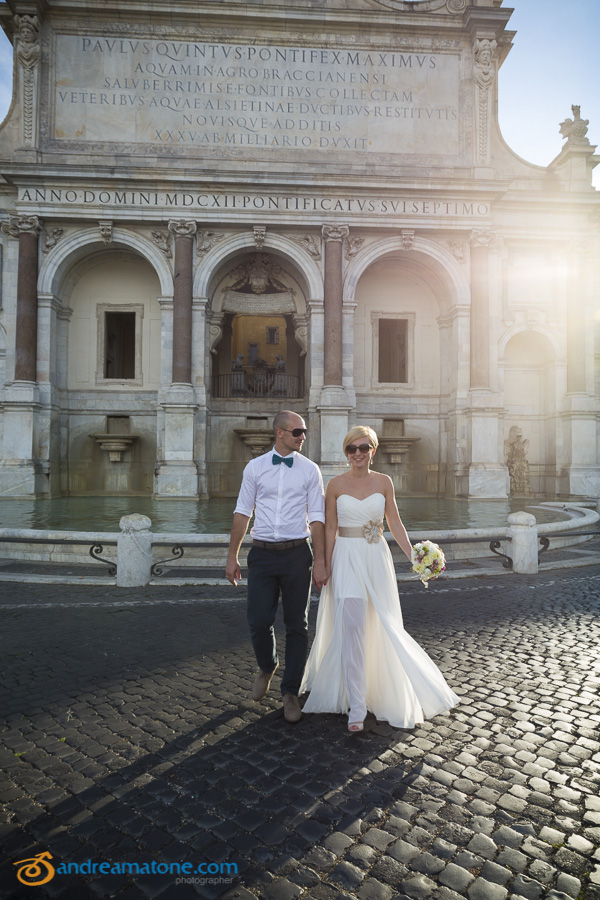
[43,227,65,253]
[322,224,350,244]
[167,220,197,238]
[196,230,224,257]
[469,228,497,250]
[15,15,40,147]
[290,234,321,261]
[473,38,497,164]
[151,231,173,259]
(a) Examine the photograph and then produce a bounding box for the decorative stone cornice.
[400,230,415,251]
[98,220,113,243]
[322,224,350,244]
[168,220,197,238]
[253,225,266,249]
[1,215,41,237]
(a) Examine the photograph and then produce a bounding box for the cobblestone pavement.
[1,569,600,900]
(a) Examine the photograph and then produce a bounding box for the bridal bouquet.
[411,540,446,587]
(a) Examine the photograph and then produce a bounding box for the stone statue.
[504,426,531,495]
[275,355,286,371]
[232,353,245,370]
[559,105,590,144]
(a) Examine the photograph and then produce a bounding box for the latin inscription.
[18,187,488,217]
[52,36,460,155]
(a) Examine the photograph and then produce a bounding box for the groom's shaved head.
[273,410,294,434]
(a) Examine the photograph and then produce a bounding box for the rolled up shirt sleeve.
[234,462,257,518]
[307,466,325,525]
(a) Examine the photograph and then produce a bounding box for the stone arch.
[38,227,173,298]
[498,324,560,361]
[344,234,470,311]
[194,231,323,304]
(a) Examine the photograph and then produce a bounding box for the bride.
[301,426,459,732]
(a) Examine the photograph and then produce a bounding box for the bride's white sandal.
[348,721,364,733]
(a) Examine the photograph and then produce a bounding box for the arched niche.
[207,248,310,402]
[351,248,458,399]
[65,247,162,391]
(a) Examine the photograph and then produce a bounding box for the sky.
[0,1,598,188]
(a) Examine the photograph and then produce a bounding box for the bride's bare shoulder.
[326,473,350,497]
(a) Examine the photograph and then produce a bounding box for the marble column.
[154,220,199,498]
[466,229,508,498]
[323,224,347,387]
[169,219,196,385]
[469,231,492,390]
[561,242,599,497]
[318,225,353,482]
[0,215,45,496]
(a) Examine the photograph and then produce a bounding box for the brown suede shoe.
[251,665,278,701]
[282,693,302,723]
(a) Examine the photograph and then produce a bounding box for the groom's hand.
[312,561,327,591]
[226,557,242,586]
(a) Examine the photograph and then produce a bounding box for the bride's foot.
[348,721,364,733]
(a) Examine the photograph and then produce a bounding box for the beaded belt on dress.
[337,520,384,543]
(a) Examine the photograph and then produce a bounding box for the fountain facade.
[0,3,598,504]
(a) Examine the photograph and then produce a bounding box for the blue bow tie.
[273,454,293,468]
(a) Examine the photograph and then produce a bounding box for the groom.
[226,410,326,723]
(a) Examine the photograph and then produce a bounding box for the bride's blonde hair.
[343,425,378,454]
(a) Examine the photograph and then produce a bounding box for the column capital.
[1,215,41,238]
[469,228,497,249]
[168,219,197,237]
[322,224,350,244]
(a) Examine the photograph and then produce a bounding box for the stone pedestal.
[0,381,48,497]
[559,396,600,498]
[117,514,152,587]
[507,511,538,575]
[317,385,353,484]
[466,392,509,498]
[154,384,199,497]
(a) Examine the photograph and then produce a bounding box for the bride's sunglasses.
[346,443,373,455]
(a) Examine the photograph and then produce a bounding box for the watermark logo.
[13,852,56,886]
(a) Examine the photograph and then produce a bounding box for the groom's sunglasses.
[281,428,308,437]
[346,443,373,455]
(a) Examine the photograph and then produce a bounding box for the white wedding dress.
[301,493,459,728]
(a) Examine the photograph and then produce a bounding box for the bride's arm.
[383,476,412,561]
[324,480,338,578]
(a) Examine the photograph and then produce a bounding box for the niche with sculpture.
[504,425,531,495]
[210,252,308,400]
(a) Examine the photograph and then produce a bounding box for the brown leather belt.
[252,538,308,551]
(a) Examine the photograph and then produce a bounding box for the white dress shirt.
[234,447,325,541]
